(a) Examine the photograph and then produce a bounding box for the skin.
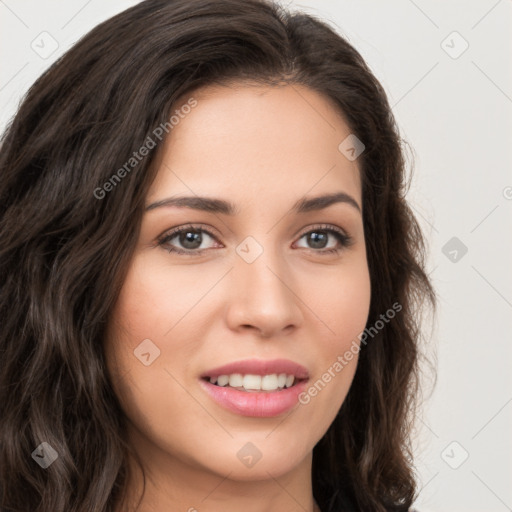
[106,82,371,512]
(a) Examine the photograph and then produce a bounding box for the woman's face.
[105,83,371,483]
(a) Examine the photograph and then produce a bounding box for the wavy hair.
[0,0,436,510]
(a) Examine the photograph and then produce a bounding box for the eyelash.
[157,223,354,257]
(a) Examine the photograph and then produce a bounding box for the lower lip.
[199,379,308,417]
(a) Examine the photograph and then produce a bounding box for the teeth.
[243,374,261,390]
[207,373,297,391]
[228,373,243,387]
[261,374,278,390]
[216,375,229,387]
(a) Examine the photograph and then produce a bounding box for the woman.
[0,0,436,511]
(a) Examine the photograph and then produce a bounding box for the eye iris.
[308,231,328,249]
[179,230,202,249]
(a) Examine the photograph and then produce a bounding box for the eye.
[294,225,353,254]
[157,224,221,255]
[157,223,353,257]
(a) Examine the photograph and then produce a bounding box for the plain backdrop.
[1,1,511,511]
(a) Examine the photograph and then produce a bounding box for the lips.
[199,378,309,417]
[199,358,310,417]
[200,358,309,380]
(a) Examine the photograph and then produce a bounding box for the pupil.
[180,230,202,249]
[309,231,327,249]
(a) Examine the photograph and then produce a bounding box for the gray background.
[1,1,511,511]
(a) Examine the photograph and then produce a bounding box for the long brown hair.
[0,1,436,510]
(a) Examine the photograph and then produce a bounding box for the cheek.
[335,278,370,337]
[104,249,212,387]
[300,261,370,412]
[107,252,202,346]
[104,258,171,391]
[306,260,371,349]
[104,269,201,450]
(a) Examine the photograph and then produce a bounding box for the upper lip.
[201,359,309,380]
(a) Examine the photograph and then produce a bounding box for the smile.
[205,373,298,392]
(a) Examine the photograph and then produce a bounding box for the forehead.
[148,83,361,207]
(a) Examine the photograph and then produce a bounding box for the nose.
[225,247,304,338]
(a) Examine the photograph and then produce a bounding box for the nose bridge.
[227,234,302,335]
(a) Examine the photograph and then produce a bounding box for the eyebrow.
[145,191,361,215]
